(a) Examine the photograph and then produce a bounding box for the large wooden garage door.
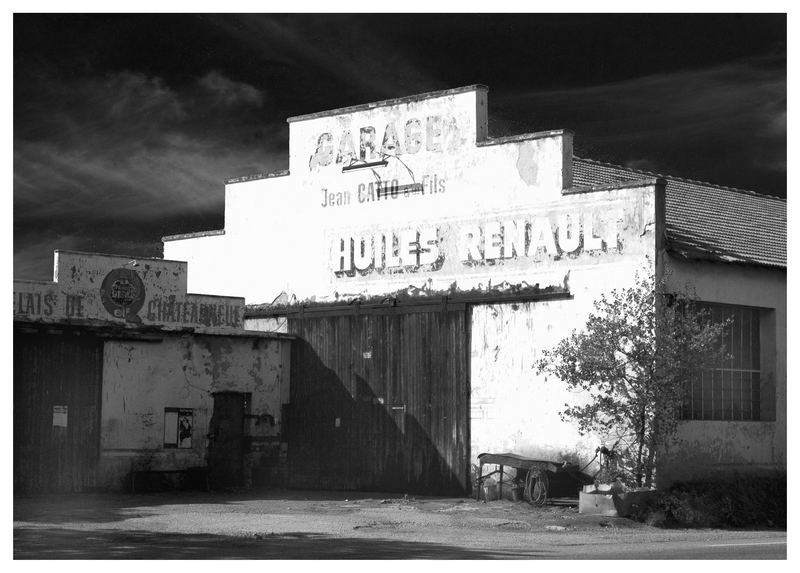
[287,307,469,495]
[14,330,104,493]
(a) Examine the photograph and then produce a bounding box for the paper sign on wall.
[52,405,68,427]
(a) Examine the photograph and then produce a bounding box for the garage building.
[156,85,786,494]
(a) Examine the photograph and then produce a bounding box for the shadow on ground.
[14,527,551,559]
[13,491,427,525]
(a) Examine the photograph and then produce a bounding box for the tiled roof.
[572,158,787,269]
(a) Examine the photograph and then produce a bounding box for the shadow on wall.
[285,332,467,496]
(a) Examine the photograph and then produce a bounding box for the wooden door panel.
[14,331,103,493]
[287,309,468,494]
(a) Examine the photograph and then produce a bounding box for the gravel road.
[13,490,787,559]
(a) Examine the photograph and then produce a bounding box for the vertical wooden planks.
[14,330,103,493]
[287,305,469,494]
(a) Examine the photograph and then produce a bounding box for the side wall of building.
[659,256,786,483]
[470,262,651,472]
[468,183,658,471]
[98,334,290,490]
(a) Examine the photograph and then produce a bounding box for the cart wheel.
[525,470,549,505]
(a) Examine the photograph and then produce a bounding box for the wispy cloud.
[198,71,264,107]
[493,57,786,191]
[13,228,166,281]
[14,14,452,281]
[106,72,186,122]
[14,28,785,282]
[14,68,282,279]
[204,15,442,101]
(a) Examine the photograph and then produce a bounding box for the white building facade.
[164,86,786,493]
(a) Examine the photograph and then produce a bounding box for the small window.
[682,304,761,421]
[164,408,193,448]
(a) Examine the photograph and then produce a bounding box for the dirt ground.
[13,489,788,559]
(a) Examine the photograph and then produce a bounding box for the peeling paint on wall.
[516,140,540,186]
[163,87,580,304]
[160,85,783,487]
[14,251,245,333]
[470,264,647,471]
[98,335,290,490]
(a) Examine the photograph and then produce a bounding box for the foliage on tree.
[535,263,729,487]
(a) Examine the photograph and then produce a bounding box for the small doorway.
[208,391,247,489]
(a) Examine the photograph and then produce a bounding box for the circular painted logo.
[101,268,145,321]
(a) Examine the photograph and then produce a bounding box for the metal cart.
[475,452,593,505]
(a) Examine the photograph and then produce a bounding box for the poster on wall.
[164,407,193,448]
[52,405,68,427]
[178,409,193,448]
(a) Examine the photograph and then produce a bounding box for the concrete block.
[579,490,658,517]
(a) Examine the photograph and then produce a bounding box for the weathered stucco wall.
[99,334,289,489]
[163,86,660,478]
[163,86,575,304]
[469,183,657,470]
[161,86,784,488]
[659,255,786,483]
[13,250,245,333]
[244,317,288,333]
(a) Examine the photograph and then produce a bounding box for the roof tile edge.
[575,156,785,200]
[564,177,666,194]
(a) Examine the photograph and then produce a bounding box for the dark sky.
[13,13,786,281]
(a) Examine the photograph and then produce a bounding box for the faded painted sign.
[14,251,246,332]
[100,267,146,320]
[289,87,481,184]
[164,86,655,306]
[330,206,623,278]
[320,173,446,208]
[14,291,88,319]
[146,296,241,328]
[309,115,464,171]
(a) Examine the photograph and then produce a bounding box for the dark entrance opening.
[208,391,247,489]
[14,329,104,493]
